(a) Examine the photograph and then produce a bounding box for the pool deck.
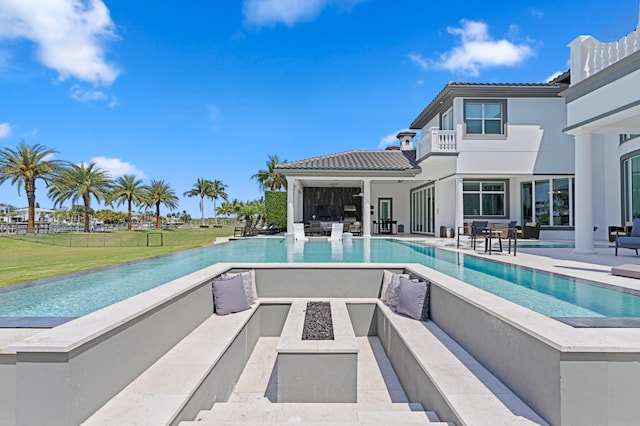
[2,236,640,425]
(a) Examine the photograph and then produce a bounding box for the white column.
[573,132,596,254]
[455,177,464,236]
[287,178,295,234]
[363,179,372,238]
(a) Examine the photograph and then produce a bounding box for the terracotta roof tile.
[277,150,420,171]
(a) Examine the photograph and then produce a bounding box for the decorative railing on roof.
[570,25,640,84]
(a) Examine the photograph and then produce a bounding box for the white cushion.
[380,270,408,304]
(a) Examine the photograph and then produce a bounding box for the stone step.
[184,401,450,425]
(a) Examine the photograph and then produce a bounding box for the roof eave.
[410,83,568,130]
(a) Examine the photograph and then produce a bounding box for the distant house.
[13,207,55,223]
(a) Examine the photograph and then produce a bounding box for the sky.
[0,0,639,218]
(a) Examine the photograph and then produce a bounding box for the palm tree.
[48,162,113,232]
[183,178,213,226]
[0,142,67,234]
[217,201,235,221]
[144,179,179,230]
[251,154,287,191]
[209,179,228,226]
[109,174,146,231]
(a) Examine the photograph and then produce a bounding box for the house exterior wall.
[452,97,573,175]
[370,181,412,233]
[566,64,640,130]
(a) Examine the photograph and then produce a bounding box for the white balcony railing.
[416,127,458,159]
[570,25,640,84]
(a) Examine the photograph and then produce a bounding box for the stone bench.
[612,264,640,279]
[83,305,259,426]
[375,299,547,425]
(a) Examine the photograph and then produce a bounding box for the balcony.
[570,26,640,84]
[416,127,458,159]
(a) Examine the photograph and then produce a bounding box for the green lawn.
[0,227,234,288]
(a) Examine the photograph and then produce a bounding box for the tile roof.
[276,149,420,172]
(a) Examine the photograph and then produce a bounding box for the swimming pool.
[1,238,638,319]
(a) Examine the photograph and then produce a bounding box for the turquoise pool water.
[1,238,639,319]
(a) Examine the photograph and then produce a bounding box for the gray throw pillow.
[212,274,251,315]
[224,271,256,304]
[396,277,429,320]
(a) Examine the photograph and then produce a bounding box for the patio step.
[181,400,452,425]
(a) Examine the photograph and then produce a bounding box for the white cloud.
[90,156,145,179]
[0,122,12,138]
[426,20,534,76]
[408,52,429,70]
[378,129,409,149]
[70,85,117,106]
[207,104,221,122]
[0,0,120,85]
[243,0,366,28]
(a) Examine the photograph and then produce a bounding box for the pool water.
[1,238,639,319]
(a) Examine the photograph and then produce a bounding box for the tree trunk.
[156,203,162,230]
[127,199,132,231]
[213,199,217,226]
[200,196,205,225]
[83,195,91,233]
[26,179,36,235]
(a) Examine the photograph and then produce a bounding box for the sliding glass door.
[411,185,435,234]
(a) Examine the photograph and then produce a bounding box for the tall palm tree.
[251,154,287,191]
[48,162,113,233]
[109,174,146,231]
[183,178,213,226]
[0,142,67,234]
[144,179,179,230]
[209,179,228,226]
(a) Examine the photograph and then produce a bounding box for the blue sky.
[0,0,639,217]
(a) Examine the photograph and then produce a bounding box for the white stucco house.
[277,22,640,253]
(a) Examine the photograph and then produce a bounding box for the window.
[520,177,574,226]
[463,181,506,217]
[620,134,640,144]
[623,155,640,221]
[442,108,453,130]
[464,100,505,135]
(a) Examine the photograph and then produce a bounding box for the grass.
[0,227,234,288]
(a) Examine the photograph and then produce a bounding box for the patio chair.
[293,223,308,241]
[615,218,640,256]
[234,219,253,237]
[349,221,362,236]
[309,220,323,236]
[522,222,541,239]
[328,222,344,241]
[469,221,488,250]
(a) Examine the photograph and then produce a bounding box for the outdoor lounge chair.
[328,222,344,241]
[254,222,280,235]
[293,223,308,241]
[615,218,640,256]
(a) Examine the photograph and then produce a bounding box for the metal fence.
[1,226,233,247]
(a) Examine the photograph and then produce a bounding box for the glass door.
[411,185,435,234]
[378,198,392,233]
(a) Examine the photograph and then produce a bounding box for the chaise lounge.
[615,218,640,256]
